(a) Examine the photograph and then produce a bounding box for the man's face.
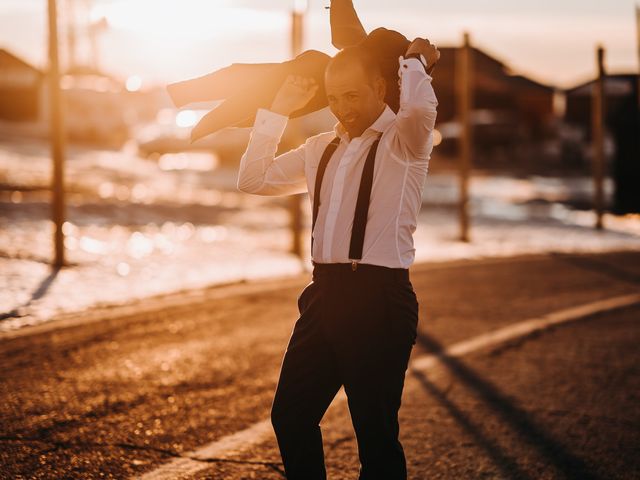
[325,63,385,139]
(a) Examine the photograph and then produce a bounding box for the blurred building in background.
[431,46,556,173]
[0,48,164,148]
[0,49,43,122]
[59,68,129,147]
[565,73,640,214]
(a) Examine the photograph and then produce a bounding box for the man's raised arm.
[237,75,318,196]
[396,38,440,160]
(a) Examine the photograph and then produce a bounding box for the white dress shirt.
[237,57,438,269]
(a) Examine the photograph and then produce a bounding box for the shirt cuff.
[254,108,289,138]
[398,56,433,81]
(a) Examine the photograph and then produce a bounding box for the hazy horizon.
[0,0,638,89]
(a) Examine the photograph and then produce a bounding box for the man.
[237,37,439,480]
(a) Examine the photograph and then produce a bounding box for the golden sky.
[0,0,638,88]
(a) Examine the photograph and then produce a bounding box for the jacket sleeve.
[237,108,308,196]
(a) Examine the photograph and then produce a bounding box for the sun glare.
[125,75,142,92]
[92,0,286,40]
[175,110,201,128]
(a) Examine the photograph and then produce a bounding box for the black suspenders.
[311,135,382,270]
[311,137,340,255]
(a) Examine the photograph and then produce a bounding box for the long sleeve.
[237,108,308,196]
[395,57,438,160]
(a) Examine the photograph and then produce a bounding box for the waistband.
[312,261,410,282]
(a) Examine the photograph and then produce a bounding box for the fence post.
[456,32,473,242]
[592,45,605,230]
[288,3,305,259]
[48,0,67,267]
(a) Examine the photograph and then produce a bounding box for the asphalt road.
[1,251,639,479]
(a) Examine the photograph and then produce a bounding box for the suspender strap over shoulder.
[349,137,380,264]
[311,137,340,253]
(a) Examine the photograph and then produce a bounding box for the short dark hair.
[326,45,383,83]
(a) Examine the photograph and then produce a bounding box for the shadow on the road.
[551,252,640,286]
[413,332,602,480]
[0,266,60,321]
[410,369,533,479]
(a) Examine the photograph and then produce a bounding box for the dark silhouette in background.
[610,80,640,214]
[564,74,640,214]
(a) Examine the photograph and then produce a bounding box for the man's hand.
[270,75,319,117]
[406,38,440,75]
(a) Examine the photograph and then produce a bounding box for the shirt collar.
[333,104,396,143]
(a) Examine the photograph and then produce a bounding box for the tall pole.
[65,0,76,71]
[592,45,605,230]
[48,0,67,267]
[85,0,100,71]
[456,32,472,242]
[289,1,306,259]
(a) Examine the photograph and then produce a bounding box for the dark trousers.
[271,262,419,480]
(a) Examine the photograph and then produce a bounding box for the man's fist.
[406,38,440,75]
[270,75,319,117]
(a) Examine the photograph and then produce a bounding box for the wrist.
[271,99,301,117]
[404,52,428,71]
[269,103,293,117]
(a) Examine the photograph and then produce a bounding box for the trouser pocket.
[296,281,315,314]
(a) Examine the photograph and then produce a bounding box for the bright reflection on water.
[127,232,155,259]
[79,236,109,255]
[159,153,217,172]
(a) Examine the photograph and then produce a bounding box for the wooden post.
[592,45,605,230]
[65,0,76,70]
[48,0,67,267]
[456,32,472,242]
[288,5,305,258]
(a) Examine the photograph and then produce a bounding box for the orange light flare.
[90,0,287,42]
[89,0,290,86]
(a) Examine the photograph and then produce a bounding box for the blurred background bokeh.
[1,0,639,330]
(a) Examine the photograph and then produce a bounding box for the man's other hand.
[406,38,440,75]
[270,75,319,117]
